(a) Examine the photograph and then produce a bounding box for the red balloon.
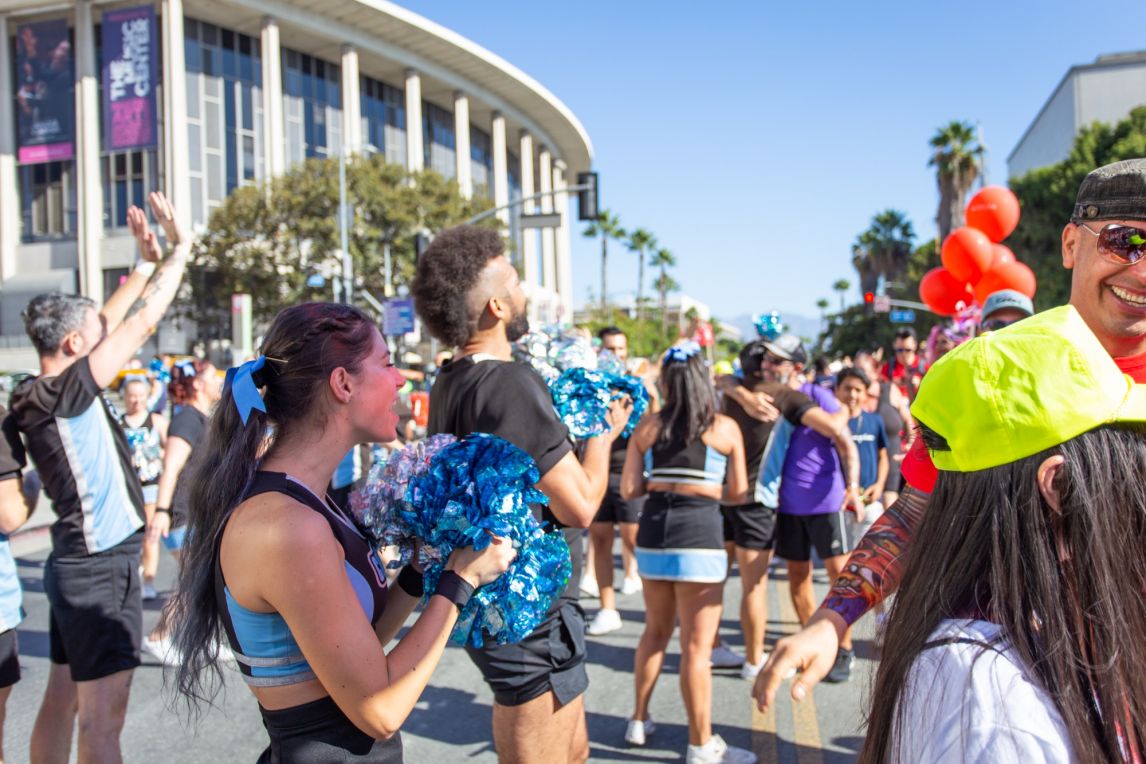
[990,243,1016,269]
[920,267,972,316]
[966,186,1021,243]
[973,261,1037,305]
[941,227,994,284]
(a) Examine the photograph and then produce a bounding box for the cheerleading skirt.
[256,696,403,763]
[635,492,728,583]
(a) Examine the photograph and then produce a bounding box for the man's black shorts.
[594,481,644,525]
[721,502,778,551]
[774,511,852,562]
[465,599,588,707]
[0,629,19,688]
[45,546,142,682]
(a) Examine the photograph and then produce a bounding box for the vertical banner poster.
[14,19,75,164]
[101,5,158,152]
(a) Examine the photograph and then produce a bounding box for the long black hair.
[656,352,716,447]
[861,423,1146,763]
[172,303,377,713]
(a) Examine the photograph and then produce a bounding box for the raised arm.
[88,193,190,389]
[100,203,165,333]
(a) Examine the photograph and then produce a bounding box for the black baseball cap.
[1071,159,1146,223]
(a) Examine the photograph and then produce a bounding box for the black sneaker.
[825,648,854,683]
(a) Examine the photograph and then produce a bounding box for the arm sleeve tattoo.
[820,483,929,626]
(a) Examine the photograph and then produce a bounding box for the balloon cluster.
[351,434,571,648]
[549,367,649,439]
[753,312,784,340]
[920,186,1036,316]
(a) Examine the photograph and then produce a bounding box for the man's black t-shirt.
[428,356,579,600]
[723,379,816,495]
[0,406,25,480]
[10,357,144,557]
[168,406,208,528]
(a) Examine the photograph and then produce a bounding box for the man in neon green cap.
[755,157,1146,710]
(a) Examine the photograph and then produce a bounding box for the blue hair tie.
[663,341,701,365]
[174,359,198,378]
[224,356,267,425]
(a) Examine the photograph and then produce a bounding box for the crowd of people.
[0,159,1141,763]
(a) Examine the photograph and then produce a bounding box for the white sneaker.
[740,654,768,680]
[142,582,158,601]
[686,734,757,764]
[586,608,623,636]
[579,575,599,598]
[141,634,182,666]
[710,642,744,668]
[624,716,655,746]
[620,576,643,595]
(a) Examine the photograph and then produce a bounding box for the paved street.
[5,527,874,762]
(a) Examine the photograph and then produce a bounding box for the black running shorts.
[774,511,852,563]
[722,502,779,551]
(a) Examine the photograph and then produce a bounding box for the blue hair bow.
[663,341,701,365]
[174,359,198,378]
[224,356,267,425]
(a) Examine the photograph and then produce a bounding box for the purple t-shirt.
[778,383,844,516]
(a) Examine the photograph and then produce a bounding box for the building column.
[0,16,18,283]
[518,131,536,288]
[538,147,555,292]
[491,111,508,225]
[162,0,190,234]
[340,45,361,155]
[553,160,573,322]
[453,91,471,198]
[404,69,423,173]
[75,0,103,300]
[260,17,285,178]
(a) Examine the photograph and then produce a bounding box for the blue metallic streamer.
[549,367,649,439]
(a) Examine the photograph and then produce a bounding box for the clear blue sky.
[401,0,1146,322]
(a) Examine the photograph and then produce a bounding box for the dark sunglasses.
[1079,222,1146,265]
[893,347,914,354]
[980,318,1017,333]
[761,352,790,366]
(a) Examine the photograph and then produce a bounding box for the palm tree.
[929,120,984,243]
[582,210,625,315]
[626,228,656,321]
[832,278,850,315]
[816,297,830,332]
[851,209,916,296]
[650,247,677,337]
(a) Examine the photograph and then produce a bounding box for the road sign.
[520,212,562,229]
[873,295,891,313]
[889,308,916,324]
[383,298,416,335]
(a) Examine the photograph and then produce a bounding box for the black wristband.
[155,507,172,516]
[434,570,475,611]
[396,565,424,598]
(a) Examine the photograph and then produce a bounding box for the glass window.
[283,49,342,160]
[471,126,492,198]
[422,102,456,179]
[19,161,77,241]
[101,150,158,229]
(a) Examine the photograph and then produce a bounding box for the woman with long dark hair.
[620,342,751,764]
[172,303,515,762]
[860,307,1146,763]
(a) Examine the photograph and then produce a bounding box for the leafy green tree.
[582,210,625,314]
[650,247,678,336]
[186,155,494,336]
[1009,106,1146,311]
[851,209,916,295]
[816,297,830,332]
[626,228,656,321]
[930,120,984,242]
[832,278,851,314]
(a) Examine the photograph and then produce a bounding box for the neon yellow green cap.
[911,305,1146,472]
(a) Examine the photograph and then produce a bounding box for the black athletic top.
[427,355,579,601]
[10,357,144,557]
[169,407,208,528]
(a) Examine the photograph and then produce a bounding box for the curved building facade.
[0,0,591,349]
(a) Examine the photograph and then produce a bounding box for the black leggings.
[257,696,403,763]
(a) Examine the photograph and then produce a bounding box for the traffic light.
[864,291,875,304]
[576,172,598,221]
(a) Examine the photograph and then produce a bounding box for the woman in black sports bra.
[172,303,515,763]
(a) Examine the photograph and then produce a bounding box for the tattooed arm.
[753,483,930,711]
[89,192,190,390]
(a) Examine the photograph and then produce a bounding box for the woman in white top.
[860,308,1146,763]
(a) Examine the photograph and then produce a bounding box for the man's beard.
[506,308,530,342]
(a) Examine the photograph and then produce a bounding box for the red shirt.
[902,350,1146,493]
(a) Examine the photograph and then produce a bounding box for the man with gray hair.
[10,193,190,764]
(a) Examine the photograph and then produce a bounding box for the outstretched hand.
[127,205,162,263]
[148,191,185,248]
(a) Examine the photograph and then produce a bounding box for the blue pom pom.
[353,433,571,647]
[550,368,649,439]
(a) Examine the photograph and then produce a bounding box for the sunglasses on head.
[1078,222,1146,265]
